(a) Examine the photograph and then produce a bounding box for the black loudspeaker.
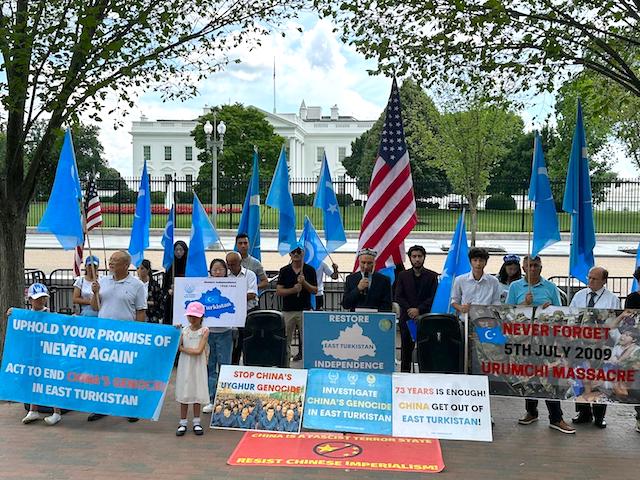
[242,310,288,368]
[415,313,464,374]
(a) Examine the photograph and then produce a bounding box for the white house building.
[129,102,376,186]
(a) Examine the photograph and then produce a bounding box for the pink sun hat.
[184,301,205,318]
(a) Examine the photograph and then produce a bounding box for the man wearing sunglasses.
[276,245,318,364]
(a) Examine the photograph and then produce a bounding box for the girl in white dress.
[175,301,209,436]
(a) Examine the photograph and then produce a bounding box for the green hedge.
[485,194,516,210]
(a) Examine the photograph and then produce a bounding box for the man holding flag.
[276,243,317,364]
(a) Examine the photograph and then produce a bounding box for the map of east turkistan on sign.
[321,323,377,361]
[173,277,247,328]
[187,288,235,318]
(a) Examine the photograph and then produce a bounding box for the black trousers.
[399,320,415,373]
[315,295,324,311]
[526,399,563,423]
[575,402,607,420]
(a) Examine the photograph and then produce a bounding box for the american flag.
[73,176,103,276]
[356,78,417,270]
[84,176,103,232]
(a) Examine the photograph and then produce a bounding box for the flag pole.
[527,136,535,300]
[81,175,100,309]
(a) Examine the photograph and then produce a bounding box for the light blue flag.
[186,193,220,277]
[128,160,151,267]
[428,210,471,317]
[633,245,640,292]
[407,212,470,340]
[161,206,175,270]
[313,152,347,252]
[237,150,261,260]
[265,146,297,255]
[562,100,596,284]
[529,132,561,258]
[298,216,329,270]
[36,129,83,250]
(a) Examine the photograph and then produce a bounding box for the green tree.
[545,85,618,204]
[192,104,285,204]
[488,130,534,196]
[31,122,124,200]
[342,79,451,199]
[436,100,522,245]
[317,1,640,99]
[0,1,304,357]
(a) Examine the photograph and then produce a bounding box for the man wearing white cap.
[342,248,392,312]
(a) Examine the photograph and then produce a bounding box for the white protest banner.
[392,373,492,442]
[211,365,308,433]
[173,277,247,328]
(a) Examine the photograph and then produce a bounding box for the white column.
[288,137,297,178]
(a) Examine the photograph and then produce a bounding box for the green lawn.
[26,202,640,233]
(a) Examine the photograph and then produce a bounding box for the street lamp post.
[203,113,226,227]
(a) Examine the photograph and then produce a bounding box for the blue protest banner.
[303,368,392,435]
[0,309,180,420]
[303,311,395,373]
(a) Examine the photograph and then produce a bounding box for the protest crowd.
[4,80,639,448]
[9,237,640,437]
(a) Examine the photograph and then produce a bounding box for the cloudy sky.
[96,12,636,178]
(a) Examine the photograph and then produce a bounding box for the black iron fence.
[26,176,640,233]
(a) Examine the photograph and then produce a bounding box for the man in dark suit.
[395,245,439,372]
[342,248,392,312]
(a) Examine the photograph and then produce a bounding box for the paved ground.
[1,369,639,480]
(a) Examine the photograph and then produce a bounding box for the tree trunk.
[467,194,479,247]
[0,200,27,360]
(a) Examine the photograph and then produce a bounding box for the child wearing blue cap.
[6,283,63,425]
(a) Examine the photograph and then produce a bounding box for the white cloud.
[89,14,392,176]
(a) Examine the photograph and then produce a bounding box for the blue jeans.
[207,330,232,402]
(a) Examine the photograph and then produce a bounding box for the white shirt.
[229,267,258,310]
[97,274,147,321]
[73,276,99,316]
[315,262,334,296]
[451,272,502,306]
[569,287,621,309]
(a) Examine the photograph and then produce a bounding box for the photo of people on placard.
[210,393,303,432]
[469,305,640,405]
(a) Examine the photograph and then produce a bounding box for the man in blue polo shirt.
[506,255,574,434]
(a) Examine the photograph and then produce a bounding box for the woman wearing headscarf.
[498,254,522,304]
[162,240,189,325]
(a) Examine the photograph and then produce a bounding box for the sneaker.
[635,418,640,433]
[193,424,204,436]
[292,353,302,362]
[202,404,214,414]
[518,413,539,425]
[22,411,42,424]
[176,424,187,437]
[549,420,576,434]
[44,413,62,426]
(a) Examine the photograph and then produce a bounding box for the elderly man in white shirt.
[569,266,621,310]
[88,249,147,422]
[568,266,620,429]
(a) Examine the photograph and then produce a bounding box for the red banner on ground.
[228,431,445,473]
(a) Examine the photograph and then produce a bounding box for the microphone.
[363,272,369,296]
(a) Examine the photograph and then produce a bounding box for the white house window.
[338,147,346,163]
[143,145,151,162]
[185,174,193,189]
[164,146,172,161]
[185,146,193,161]
[316,147,324,163]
